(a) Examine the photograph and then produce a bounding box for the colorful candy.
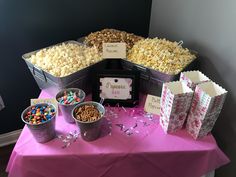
[24,105,55,125]
[57,91,81,105]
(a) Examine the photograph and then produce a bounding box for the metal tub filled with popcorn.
[83,28,144,52]
[22,40,107,96]
[121,38,198,96]
[72,101,105,141]
[21,103,57,143]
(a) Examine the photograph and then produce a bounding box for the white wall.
[149,1,236,177]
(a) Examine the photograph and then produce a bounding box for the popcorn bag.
[160,81,193,133]
[180,70,210,90]
[186,81,227,139]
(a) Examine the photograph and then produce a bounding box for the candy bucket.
[21,103,57,143]
[56,88,85,123]
[72,101,105,141]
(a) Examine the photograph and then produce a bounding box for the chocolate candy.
[24,105,55,125]
[57,91,81,105]
[74,105,101,122]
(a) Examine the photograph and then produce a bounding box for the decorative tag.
[30,98,58,112]
[144,95,161,115]
[100,77,132,100]
[102,43,126,59]
[92,70,139,107]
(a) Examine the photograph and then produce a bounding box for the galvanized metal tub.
[21,103,57,143]
[22,40,108,96]
[56,88,85,123]
[72,101,105,141]
[120,53,199,96]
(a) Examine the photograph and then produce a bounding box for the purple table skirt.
[6,91,229,177]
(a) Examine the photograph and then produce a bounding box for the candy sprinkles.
[57,91,81,105]
[23,105,56,124]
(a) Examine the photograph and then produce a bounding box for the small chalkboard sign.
[92,70,139,107]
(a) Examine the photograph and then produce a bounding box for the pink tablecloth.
[6,91,229,177]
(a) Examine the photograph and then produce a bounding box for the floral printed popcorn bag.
[160,81,194,133]
[186,81,227,139]
[180,70,210,90]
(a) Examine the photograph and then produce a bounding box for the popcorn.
[27,42,102,77]
[84,28,144,52]
[127,38,196,75]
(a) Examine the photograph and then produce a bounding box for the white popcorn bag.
[160,81,194,133]
[186,81,227,139]
[180,70,210,90]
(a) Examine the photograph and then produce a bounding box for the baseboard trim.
[0,129,22,147]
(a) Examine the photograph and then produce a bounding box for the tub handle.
[32,66,47,83]
[132,65,151,81]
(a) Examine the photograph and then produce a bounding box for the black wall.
[0,0,152,134]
